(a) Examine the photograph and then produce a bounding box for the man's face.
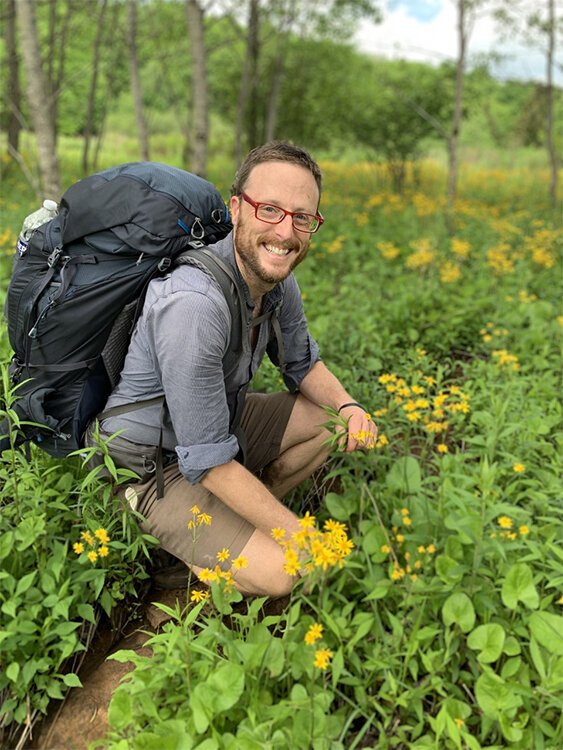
[230,161,320,292]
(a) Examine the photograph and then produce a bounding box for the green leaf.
[62,673,83,688]
[435,555,464,585]
[77,603,96,623]
[442,592,476,633]
[108,689,133,731]
[475,672,522,719]
[324,492,352,520]
[6,662,20,682]
[15,571,37,597]
[467,624,505,663]
[529,612,563,655]
[386,456,421,494]
[501,563,539,610]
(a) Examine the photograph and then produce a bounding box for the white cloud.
[355,0,561,84]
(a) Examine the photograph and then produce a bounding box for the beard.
[233,212,310,288]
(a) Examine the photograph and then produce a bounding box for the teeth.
[265,244,290,256]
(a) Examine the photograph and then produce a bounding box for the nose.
[273,214,296,241]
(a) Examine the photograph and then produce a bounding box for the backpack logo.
[16,237,28,257]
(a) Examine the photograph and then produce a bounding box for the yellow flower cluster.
[480,321,509,344]
[439,261,461,284]
[187,504,213,530]
[377,240,400,260]
[525,227,559,269]
[303,622,333,670]
[381,525,437,582]
[271,514,354,577]
[378,373,470,444]
[197,548,249,590]
[486,242,515,274]
[412,193,440,217]
[405,238,436,269]
[492,349,520,371]
[72,527,111,563]
[451,238,471,258]
[491,516,530,542]
[325,235,344,254]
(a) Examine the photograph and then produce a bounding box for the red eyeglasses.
[240,192,324,234]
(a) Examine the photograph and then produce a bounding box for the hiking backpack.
[1,161,245,457]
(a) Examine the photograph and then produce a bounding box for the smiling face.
[229,161,320,299]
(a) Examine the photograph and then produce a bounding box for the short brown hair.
[231,141,322,198]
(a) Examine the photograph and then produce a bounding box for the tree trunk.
[5,0,21,154]
[265,0,297,142]
[545,0,558,208]
[447,0,466,210]
[82,0,108,175]
[185,0,209,176]
[235,0,260,165]
[126,0,150,160]
[16,0,61,198]
[46,0,74,146]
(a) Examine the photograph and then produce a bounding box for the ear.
[229,195,241,226]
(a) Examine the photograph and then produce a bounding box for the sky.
[354,0,562,85]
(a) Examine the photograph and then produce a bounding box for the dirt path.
[31,588,187,750]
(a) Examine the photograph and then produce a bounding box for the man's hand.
[337,404,378,452]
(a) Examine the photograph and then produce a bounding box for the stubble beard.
[234,215,310,288]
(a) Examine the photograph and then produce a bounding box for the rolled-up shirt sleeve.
[144,278,239,484]
[267,275,321,392]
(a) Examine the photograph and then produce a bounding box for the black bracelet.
[337,401,366,414]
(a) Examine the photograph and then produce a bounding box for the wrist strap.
[337,401,365,414]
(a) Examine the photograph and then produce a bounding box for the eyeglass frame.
[239,192,324,234]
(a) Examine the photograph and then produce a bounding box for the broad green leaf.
[324,492,352,520]
[501,563,539,610]
[6,662,20,682]
[386,456,421,494]
[435,555,464,585]
[529,612,563,655]
[62,673,82,688]
[442,592,476,633]
[108,689,133,731]
[475,672,522,718]
[15,571,36,597]
[467,623,505,663]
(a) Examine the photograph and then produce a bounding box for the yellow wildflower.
[197,513,212,526]
[304,623,324,645]
[454,718,464,729]
[298,512,316,530]
[187,520,196,530]
[519,525,530,536]
[313,648,333,670]
[94,528,110,544]
[400,508,410,516]
[403,516,413,526]
[498,516,513,529]
[87,550,98,563]
[216,548,230,562]
[232,555,248,570]
[98,545,109,558]
[417,545,426,553]
[381,544,391,554]
[513,463,525,473]
[437,443,448,453]
[190,505,200,514]
[324,519,347,534]
[73,542,84,555]
[395,534,405,544]
[190,589,209,603]
[426,544,436,554]
[198,567,218,583]
[271,527,286,541]
[81,531,95,547]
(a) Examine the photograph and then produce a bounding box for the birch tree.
[16,0,61,198]
[127,0,150,160]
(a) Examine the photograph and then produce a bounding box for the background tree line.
[1,0,561,205]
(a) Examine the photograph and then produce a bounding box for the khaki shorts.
[108,392,296,571]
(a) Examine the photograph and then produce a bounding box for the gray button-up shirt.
[101,233,320,483]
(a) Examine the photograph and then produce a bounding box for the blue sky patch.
[389,0,442,22]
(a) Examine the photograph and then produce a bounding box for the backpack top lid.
[59,161,232,257]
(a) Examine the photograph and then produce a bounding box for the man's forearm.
[298,360,357,411]
[201,459,301,539]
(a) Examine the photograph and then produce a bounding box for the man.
[96,142,377,597]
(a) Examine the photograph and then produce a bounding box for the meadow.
[0,147,562,749]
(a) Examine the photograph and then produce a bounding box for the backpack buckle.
[47,246,63,268]
[158,257,171,271]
